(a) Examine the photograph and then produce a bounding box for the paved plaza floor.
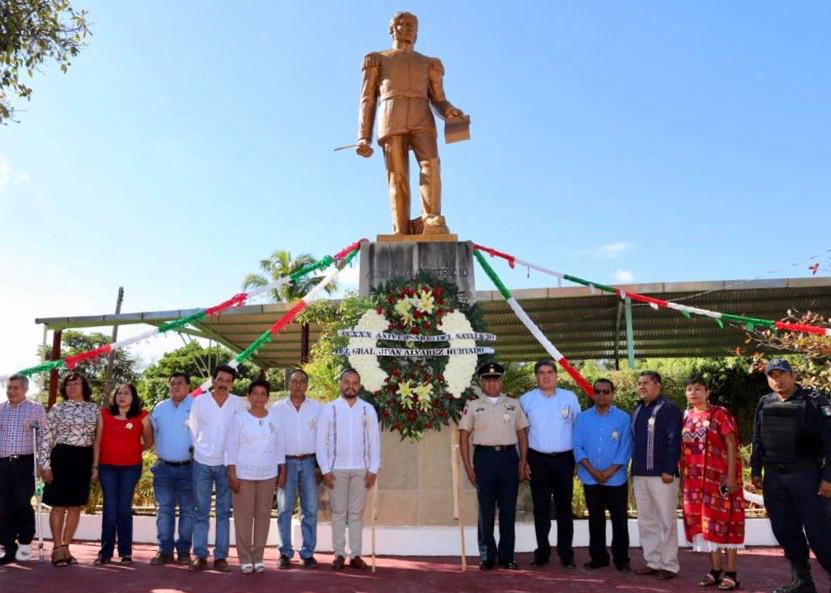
[1,542,829,593]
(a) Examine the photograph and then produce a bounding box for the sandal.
[698,569,723,586]
[718,572,740,590]
[63,545,78,565]
[51,546,69,567]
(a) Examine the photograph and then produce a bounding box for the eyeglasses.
[593,388,612,394]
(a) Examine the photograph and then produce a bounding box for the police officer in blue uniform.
[751,359,831,593]
[459,363,529,570]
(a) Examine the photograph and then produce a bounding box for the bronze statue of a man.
[356,12,466,236]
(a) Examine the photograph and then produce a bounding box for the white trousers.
[633,475,680,573]
[330,469,368,558]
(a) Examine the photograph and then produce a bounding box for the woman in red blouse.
[92,383,153,565]
[681,375,745,591]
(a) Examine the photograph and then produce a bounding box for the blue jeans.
[277,457,318,559]
[152,460,194,556]
[98,464,142,560]
[192,461,231,560]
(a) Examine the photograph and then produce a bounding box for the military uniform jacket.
[358,49,456,144]
[750,384,831,482]
[458,394,530,446]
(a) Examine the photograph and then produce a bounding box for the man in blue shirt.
[631,370,682,579]
[519,360,582,568]
[573,378,632,572]
[150,371,195,566]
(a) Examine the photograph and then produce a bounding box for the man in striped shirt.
[0,374,48,565]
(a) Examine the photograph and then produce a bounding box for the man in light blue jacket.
[573,378,632,572]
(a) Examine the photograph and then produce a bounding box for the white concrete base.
[36,513,778,556]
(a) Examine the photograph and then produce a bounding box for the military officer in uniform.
[751,359,831,593]
[459,362,529,570]
[355,11,465,235]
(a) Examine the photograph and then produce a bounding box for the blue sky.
[2,1,830,380]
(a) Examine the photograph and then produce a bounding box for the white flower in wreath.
[415,289,435,314]
[348,309,389,392]
[414,383,434,411]
[438,310,477,398]
[394,297,414,324]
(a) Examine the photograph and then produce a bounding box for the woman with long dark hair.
[92,383,153,565]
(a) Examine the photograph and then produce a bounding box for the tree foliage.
[745,310,831,393]
[1,0,90,123]
[138,340,270,409]
[37,330,141,402]
[499,357,767,444]
[242,250,338,303]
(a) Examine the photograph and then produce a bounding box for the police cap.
[766,358,793,375]
[477,362,504,379]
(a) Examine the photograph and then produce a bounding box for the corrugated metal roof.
[35,277,831,367]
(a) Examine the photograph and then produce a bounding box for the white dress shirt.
[269,397,322,456]
[225,410,286,480]
[315,397,381,474]
[188,392,247,466]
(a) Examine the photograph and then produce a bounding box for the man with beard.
[316,369,381,570]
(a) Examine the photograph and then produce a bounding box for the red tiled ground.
[1,543,829,593]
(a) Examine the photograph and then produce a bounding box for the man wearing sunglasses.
[519,360,582,568]
[573,379,633,572]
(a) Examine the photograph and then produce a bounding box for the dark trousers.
[0,456,36,552]
[584,482,630,567]
[528,449,574,563]
[474,446,519,564]
[99,464,142,560]
[764,469,831,575]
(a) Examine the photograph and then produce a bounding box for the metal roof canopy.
[35,277,831,368]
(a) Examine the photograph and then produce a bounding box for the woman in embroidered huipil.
[681,375,745,591]
[41,372,100,566]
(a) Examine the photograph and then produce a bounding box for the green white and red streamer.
[474,243,831,338]
[473,250,595,397]
[189,243,363,396]
[0,239,366,387]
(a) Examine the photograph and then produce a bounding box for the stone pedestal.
[358,240,476,302]
[316,427,533,526]
[347,239,491,526]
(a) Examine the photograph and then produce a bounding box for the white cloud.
[578,242,635,259]
[614,269,635,283]
[0,154,30,192]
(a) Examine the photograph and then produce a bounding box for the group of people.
[1,357,830,593]
[458,358,831,593]
[0,366,381,574]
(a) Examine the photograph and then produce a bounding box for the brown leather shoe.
[332,555,346,570]
[660,570,679,580]
[213,558,231,573]
[350,555,369,570]
[189,556,208,571]
[634,566,661,575]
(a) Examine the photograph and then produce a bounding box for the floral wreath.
[337,274,491,440]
